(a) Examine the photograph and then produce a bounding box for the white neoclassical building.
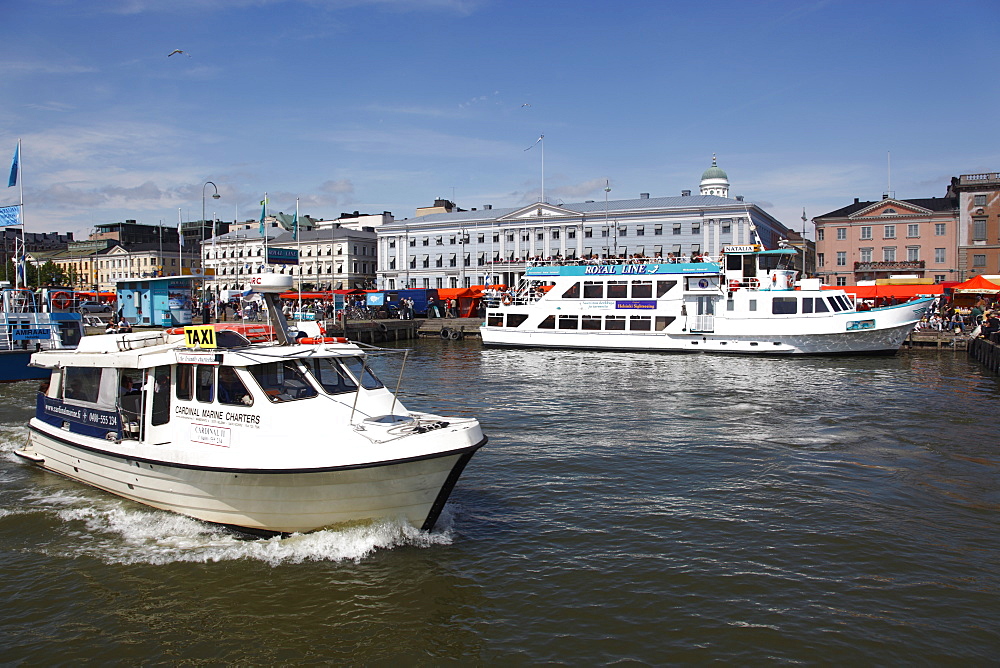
[376,159,791,289]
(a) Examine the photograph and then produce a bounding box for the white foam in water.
[50,503,454,566]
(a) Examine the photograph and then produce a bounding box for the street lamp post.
[202,181,221,298]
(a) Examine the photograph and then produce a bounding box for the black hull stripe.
[29,423,487,475]
[420,448,479,532]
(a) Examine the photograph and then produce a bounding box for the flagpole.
[540,134,545,204]
[177,207,183,278]
[17,140,25,290]
[295,197,301,316]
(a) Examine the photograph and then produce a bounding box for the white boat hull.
[25,422,482,534]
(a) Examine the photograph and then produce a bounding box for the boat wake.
[8,487,454,566]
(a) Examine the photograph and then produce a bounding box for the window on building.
[721,219,731,233]
[934,248,945,263]
[636,226,644,236]
[422,238,429,246]
[973,254,987,267]
[654,225,663,236]
[907,224,919,238]
[552,229,560,239]
[817,228,824,241]
[836,228,847,241]
[860,226,872,240]
[584,228,593,238]
[907,247,919,262]
[672,224,681,235]
[935,223,946,236]
[619,227,628,237]
[884,225,896,239]
[883,247,896,262]
[934,275,946,283]
[817,253,824,267]
[836,277,847,286]
[973,219,987,241]
[836,251,846,266]
[860,248,872,263]
[974,194,987,206]
[536,232,543,241]
[568,229,576,239]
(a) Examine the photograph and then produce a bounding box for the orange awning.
[835,284,945,299]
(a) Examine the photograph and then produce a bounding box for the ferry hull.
[0,351,51,382]
[25,422,484,534]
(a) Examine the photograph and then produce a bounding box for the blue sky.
[2,0,998,239]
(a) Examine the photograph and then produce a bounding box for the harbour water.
[1,341,998,664]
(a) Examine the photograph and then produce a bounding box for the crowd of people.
[913,295,1000,340]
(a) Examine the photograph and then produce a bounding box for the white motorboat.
[0,286,84,382]
[16,274,486,534]
[480,244,932,355]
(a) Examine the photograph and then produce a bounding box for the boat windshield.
[304,357,359,395]
[249,360,318,402]
[341,356,384,390]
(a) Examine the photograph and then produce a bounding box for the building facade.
[813,195,960,285]
[949,172,1000,279]
[377,161,793,290]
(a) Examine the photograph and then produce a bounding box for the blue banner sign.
[42,397,120,430]
[267,247,299,265]
[366,293,385,306]
[12,327,51,340]
[615,300,657,310]
[0,204,21,227]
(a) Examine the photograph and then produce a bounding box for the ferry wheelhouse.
[480,244,931,355]
[17,275,486,534]
[0,286,84,382]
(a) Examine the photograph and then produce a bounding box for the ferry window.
[814,298,830,313]
[561,282,581,299]
[487,314,504,327]
[250,361,319,401]
[772,298,797,315]
[306,358,358,395]
[630,316,652,331]
[749,300,757,312]
[827,297,844,312]
[631,281,653,298]
[64,367,101,403]
[727,298,734,312]
[727,255,742,271]
[218,367,253,406]
[607,281,628,299]
[655,316,675,331]
[538,315,556,329]
[583,281,604,298]
[605,316,626,330]
[196,364,216,403]
[558,315,579,330]
[176,365,193,400]
[507,314,529,327]
[341,357,384,390]
[656,280,676,297]
[837,296,853,310]
[581,315,602,330]
[150,365,171,426]
[802,298,814,314]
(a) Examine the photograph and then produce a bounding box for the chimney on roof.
[736,195,744,202]
[854,197,860,204]
[640,193,649,199]
[882,194,889,200]
[484,204,492,210]
[681,190,691,196]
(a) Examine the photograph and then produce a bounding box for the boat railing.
[525,255,719,268]
[0,321,65,352]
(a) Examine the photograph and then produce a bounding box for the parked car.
[78,301,112,313]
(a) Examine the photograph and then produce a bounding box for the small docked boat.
[16,274,486,534]
[481,244,932,355]
[0,286,84,382]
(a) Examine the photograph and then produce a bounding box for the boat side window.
[655,316,675,331]
[561,282,581,299]
[605,316,626,330]
[218,367,253,406]
[583,281,604,299]
[306,357,358,395]
[196,364,216,403]
[63,367,101,403]
[827,297,844,312]
[772,297,798,315]
[581,315,602,330]
[506,314,529,327]
[749,299,757,312]
[150,365,171,426]
[487,313,504,327]
[656,280,676,297]
[607,281,628,299]
[836,296,853,311]
[176,364,194,400]
[341,357,384,390]
[802,298,814,314]
[631,281,653,298]
[630,316,652,331]
[558,315,579,330]
[726,255,743,271]
[250,361,319,402]
[538,315,556,329]
[814,298,830,313]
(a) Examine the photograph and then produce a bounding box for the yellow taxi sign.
[184,325,217,348]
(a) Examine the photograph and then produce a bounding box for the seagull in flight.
[167,49,191,57]
[521,103,531,107]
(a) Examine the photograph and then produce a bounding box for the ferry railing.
[0,321,65,352]
[524,255,719,268]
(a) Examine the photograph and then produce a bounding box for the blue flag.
[0,205,20,226]
[292,210,298,241]
[258,198,267,235]
[8,143,19,188]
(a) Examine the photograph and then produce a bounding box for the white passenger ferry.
[481,244,931,355]
[16,274,486,534]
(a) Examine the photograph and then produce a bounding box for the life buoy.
[52,291,72,309]
[501,295,513,306]
[166,327,185,335]
[728,280,740,291]
[298,336,347,344]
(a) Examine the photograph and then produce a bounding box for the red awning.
[835,284,945,299]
